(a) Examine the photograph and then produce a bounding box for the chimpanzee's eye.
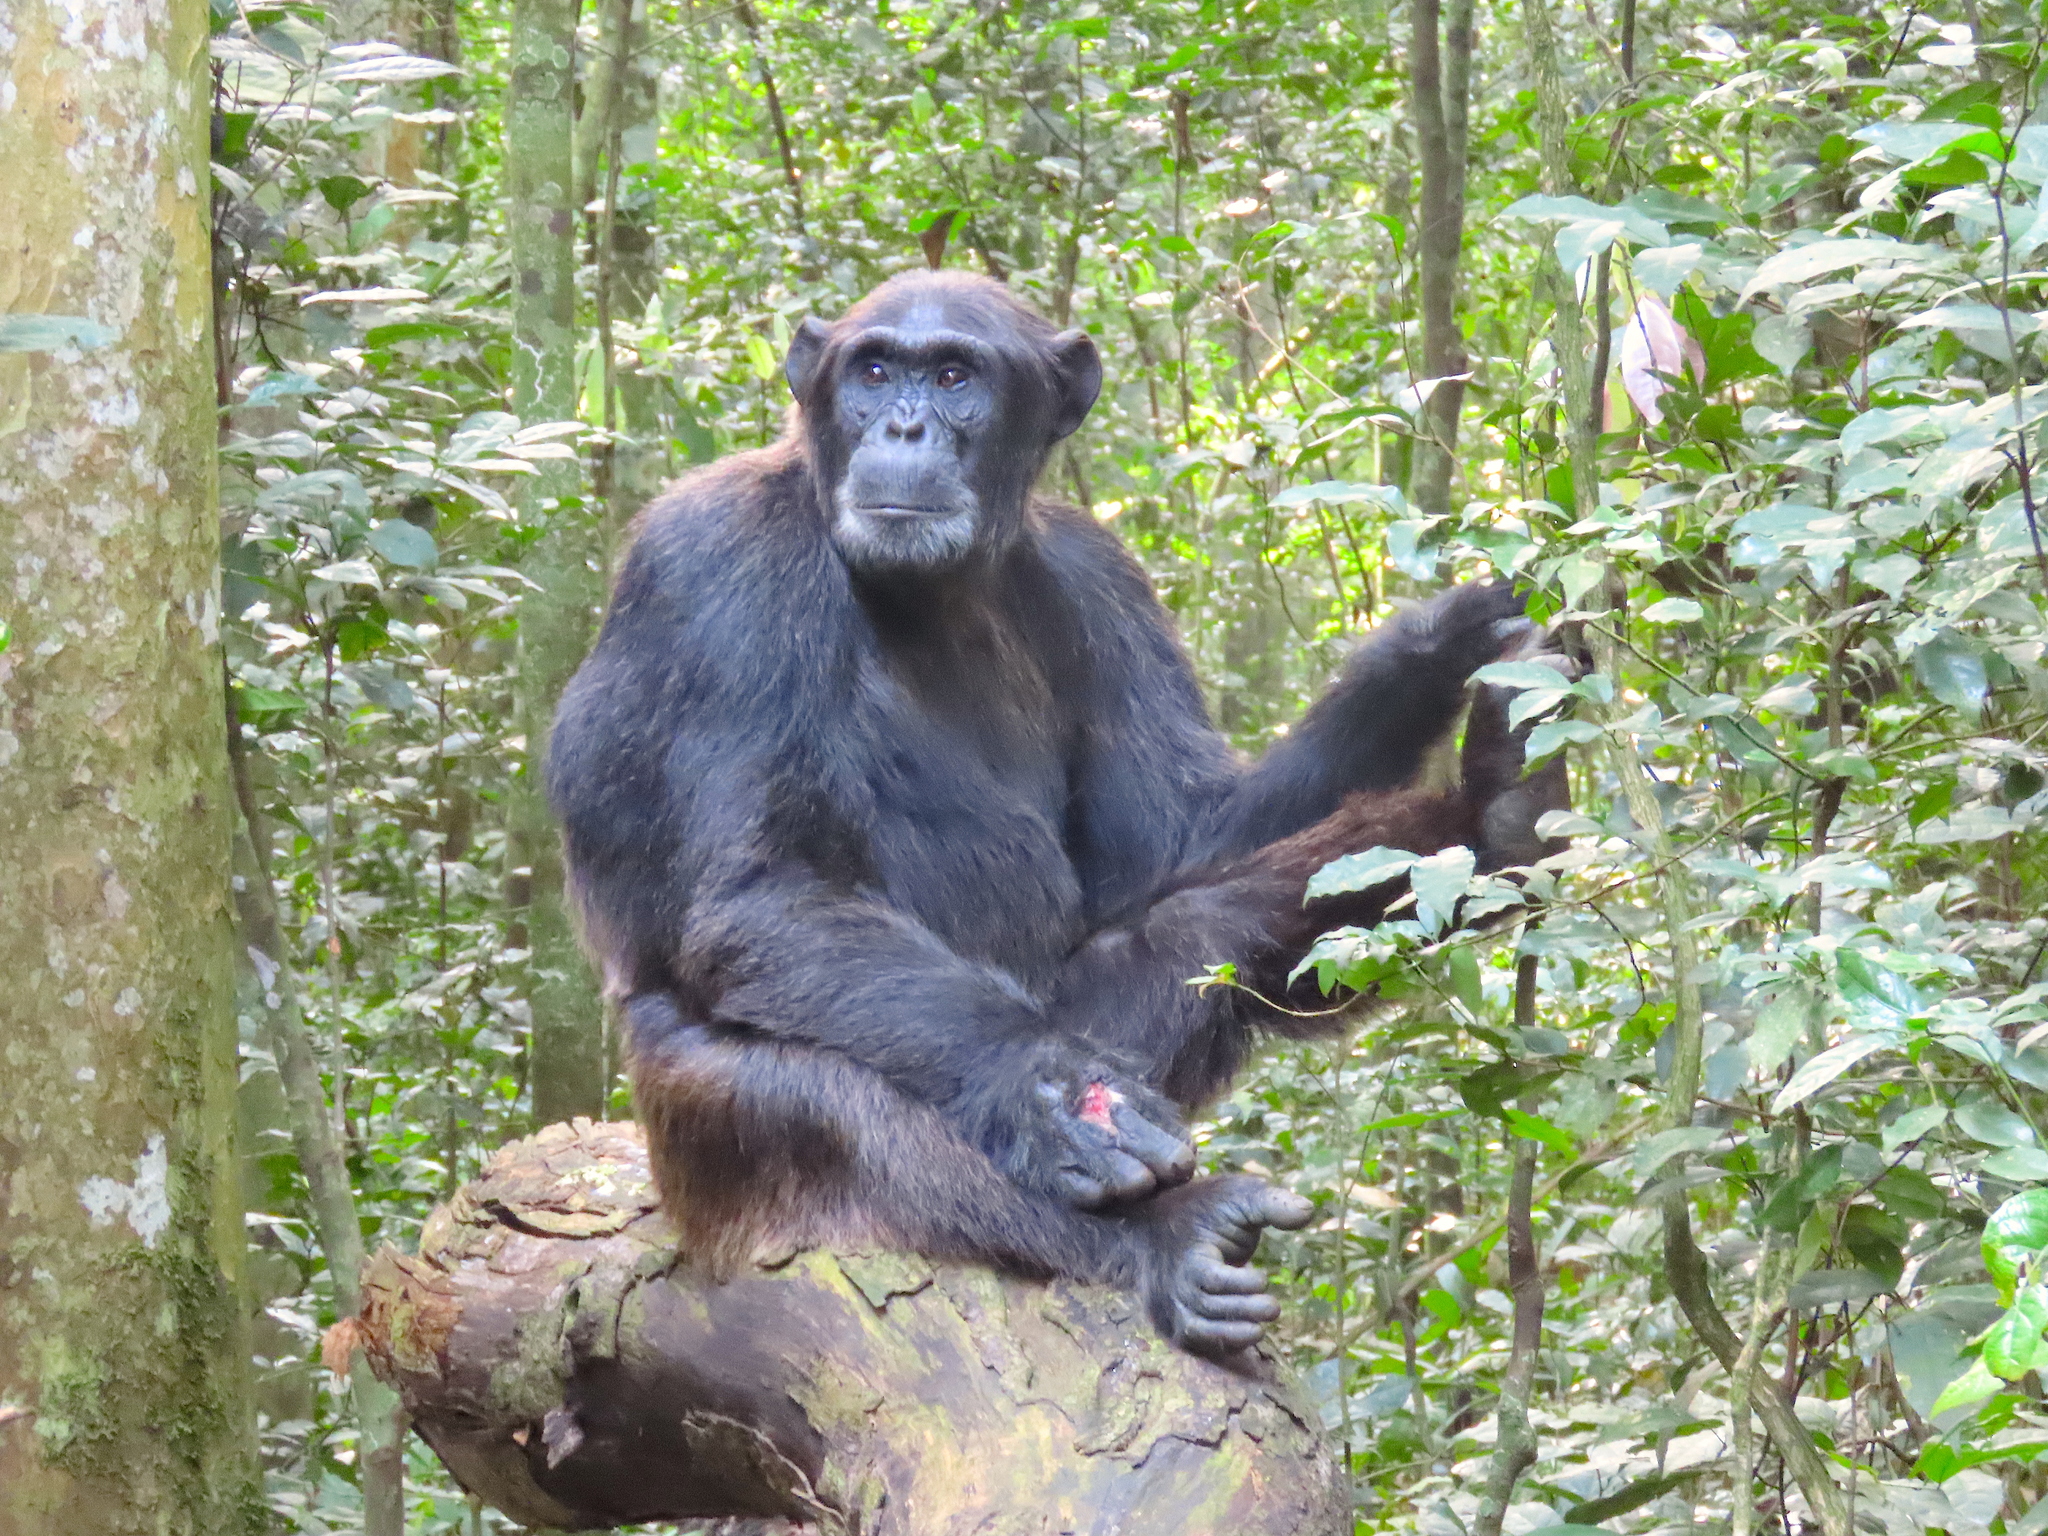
[936,365,970,390]
[862,360,889,385]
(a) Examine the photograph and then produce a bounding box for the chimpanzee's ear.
[784,316,832,399]
[1047,329,1102,441]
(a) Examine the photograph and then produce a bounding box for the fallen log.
[355,1119,1347,1535]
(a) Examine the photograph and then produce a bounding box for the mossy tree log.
[357,1120,1347,1535]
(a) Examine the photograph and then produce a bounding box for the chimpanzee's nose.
[885,415,925,443]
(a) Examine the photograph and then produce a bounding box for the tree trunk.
[584,0,667,534]
[358,1121,1348,1535]
[1407,0,1474,519]
[506,0,609,1125]
[0,0,262,1526]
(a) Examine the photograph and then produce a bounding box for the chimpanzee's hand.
[965,1043,1196,1210]
[1388,578,1535,681]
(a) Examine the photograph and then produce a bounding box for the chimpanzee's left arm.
[1043,509,1533,898]
[1038,509,1563,1108]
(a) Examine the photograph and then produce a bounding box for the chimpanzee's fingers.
[1055,1169,1110,1209]
[1185,1254,1272,1295]
[1095,1149,1160,1205]
[1191,1285,1283,1324]
[1249,1184,1315,1230]
[1178,1316,1267,1353]
[1111,1103,1196,1185]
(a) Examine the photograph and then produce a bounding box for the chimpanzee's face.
[784,274,1101,577]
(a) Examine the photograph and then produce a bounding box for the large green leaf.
[1306,846,1416,899]
[1914,632,1989,720]
[1739,239,1927,301]
[1984,1189,2048,1294]
[1787,1267,1893,1309]
[1983,1291,2048,1379]
[1771,1035,1900,1113]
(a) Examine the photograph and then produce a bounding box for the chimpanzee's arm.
[1052,673,1569,1110]
[1037,510,1530,893]
[1192,580,1533,861]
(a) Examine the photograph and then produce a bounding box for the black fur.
[548,272,1560,1355]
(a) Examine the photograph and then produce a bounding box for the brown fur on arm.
[1185,788,1480,1008]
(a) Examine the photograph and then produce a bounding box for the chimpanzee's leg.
[623,993,1311,1354]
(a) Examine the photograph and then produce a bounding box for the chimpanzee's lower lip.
[856,505,946,518]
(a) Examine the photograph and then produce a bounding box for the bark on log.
[356,1120,1347,1535]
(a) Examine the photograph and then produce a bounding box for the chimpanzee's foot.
[1136,1175,1315,1355]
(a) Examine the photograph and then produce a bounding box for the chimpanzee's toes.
[1146,1176,1314,1355]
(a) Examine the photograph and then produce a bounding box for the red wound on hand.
[1078,1080,1117,1128]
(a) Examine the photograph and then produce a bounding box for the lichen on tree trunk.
[359,1121,1348,1535]
[0,0,261,1528]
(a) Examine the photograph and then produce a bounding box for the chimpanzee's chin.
[830,503,979,574]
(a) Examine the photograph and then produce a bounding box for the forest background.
[5,0,2048,1531]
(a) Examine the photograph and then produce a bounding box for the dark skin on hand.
[548,271,1568,1358]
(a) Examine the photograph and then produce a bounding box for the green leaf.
[1739,239,1924,301]
[1915,632,1989,720]
[335,617,388,662]
[1472,660,1578,691]
[1272,480,1403,508]
[1889,1311,1970,1417]
[1555,218,1628,275]
[1984,1147,2048,1182]
[1795,1142,1846,1200]
[1566,1473,1700,1525]
[1929,1358,2003,1416]
[1445,946,1482,1013]
[1750,990,1812,1073]
[1957,1100,2037,1149]
[1838,951,1921,1026]
[1635,1126,1723,1177]
[367,519,438,569]
[1876,1166,1948,1221]
[743,332,780,382]
[234,684,308,729]
[1787,1267,1893,1309]
[1410,846,1477,931]
[1641,597,1703,623]
[1357,1109,1459,1134]
[1851,121,2004,163]
[1771,1035,1898,1113]
[318,174,373,214]
[1524,718,1601,765]
[309,558,381,588]
[1984,1189,2048,1293]
[1458,1060,1563,1118]
[1502,1106,1575,1152]
[1983,1291,2048,1379]
[1499,193,1667,246]
[1306,846,1416,900]
[363,321,470,347]
[1633,242,1704,297]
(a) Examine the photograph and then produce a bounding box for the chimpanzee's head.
[783,272,1102,576]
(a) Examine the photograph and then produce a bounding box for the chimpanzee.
[547,271,1565,1356]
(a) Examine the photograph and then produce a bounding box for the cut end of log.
[357,1119,1347,1534]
